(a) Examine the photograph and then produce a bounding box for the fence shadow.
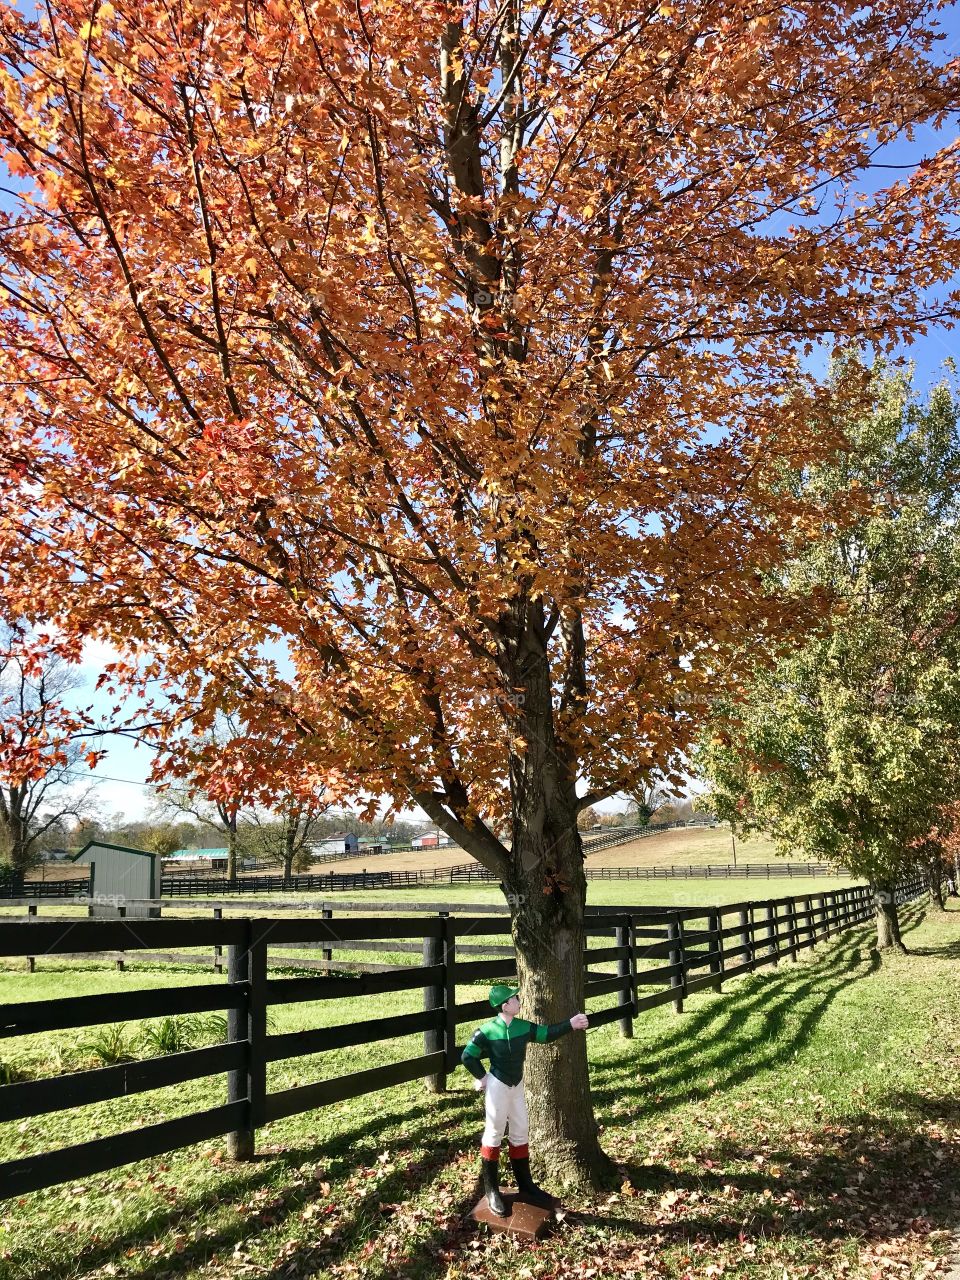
[589,933,880,1118]
[568,1090,960,1258]
[1,893,936,1280]
[2,1090,478,1280]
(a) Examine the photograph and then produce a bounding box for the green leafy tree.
[699,364,960,952]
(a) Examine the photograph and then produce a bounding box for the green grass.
[1,898,959,1278]
[0,876,859,931]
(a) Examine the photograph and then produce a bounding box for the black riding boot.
[481,1157,507,1216]
[510,1154,554,1209]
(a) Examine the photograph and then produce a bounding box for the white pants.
[481,1075,529,1155]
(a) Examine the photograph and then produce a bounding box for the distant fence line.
[1,819,727,901]
[0,873,927,1201]
[6,858,845,900]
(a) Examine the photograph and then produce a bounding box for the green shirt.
[461,1013,573,1087]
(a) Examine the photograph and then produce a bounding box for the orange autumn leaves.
[0,0,958,844]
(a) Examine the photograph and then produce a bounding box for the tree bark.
[927,856,947,912]
[872,881,907,952]
[283,827,295,885]
[498,618,615,1190]
[226,818,238,881]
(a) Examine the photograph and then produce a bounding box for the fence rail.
[2,858,847,899]
[0,872,927,1200]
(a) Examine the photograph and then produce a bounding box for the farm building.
[314,832,359,855]
[411,831,453,849]
[70,841,161,916]
[164,848,230,871]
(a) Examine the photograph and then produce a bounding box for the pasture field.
[0,897,957,1280]
[20,823,782,883]
[0,876,861,928]
[312,823,781,874]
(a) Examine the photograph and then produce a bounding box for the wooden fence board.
[0,1042,244,1121]
[265,966,442,1005]
[266,1009,441,1061]
[264,1052,445,1122]
[452,998,493,1022]
[0,918,245,955]
[0,984,242,1038]
[584,975,627,998]
[0,1101,247,1199]
[452,957,519,982]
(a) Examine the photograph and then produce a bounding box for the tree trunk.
[283,828,295,885]
[872,881,907,952]
[5,783,35,875]
[226,819,238,881]
[508,873,613,1189]
[927,856,946,912]
[499,618,615,1191]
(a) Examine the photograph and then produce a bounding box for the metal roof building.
[71,841,160,916]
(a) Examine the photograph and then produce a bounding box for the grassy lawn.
[584,825,782,868]
[0,876,860,930]
[1,896,958,1279]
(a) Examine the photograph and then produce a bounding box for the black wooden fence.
[0,874,926,1201]
[155,861,842,895]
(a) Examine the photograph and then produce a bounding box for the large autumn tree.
[0,0,959,1184]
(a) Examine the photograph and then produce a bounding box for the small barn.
[71,841,161,917]
[315,832,359,855]
[164,848,230,871]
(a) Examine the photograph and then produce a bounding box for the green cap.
[489,983,520,1009]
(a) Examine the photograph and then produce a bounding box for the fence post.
[783,901,798,962]
[667,916,684,1013]
[629,916,638,1016]
[213,906,223,975]
[423,917,447,1091]
[116,903,126,971]
[442,916,458,1073]
[708,908,723,993]
[226,919,268,1160]
[321,906,333,964]
[26,902,36,972]
[765,903,778,966]
[738,906,753,971]
[616,920,633,1038]
[227,919,254,1160]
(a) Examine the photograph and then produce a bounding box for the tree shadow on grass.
[323,923,924,1280]
[566,1091,960,1261]
[1,1090,479,1280]
[1,906,935,1280]
[588,933,881,1120]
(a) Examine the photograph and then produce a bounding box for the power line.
[59,767,156,789]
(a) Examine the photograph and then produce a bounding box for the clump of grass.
[77,1024,137,1066]
[136,1013,228,1056]
[0,1059,24,1084]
